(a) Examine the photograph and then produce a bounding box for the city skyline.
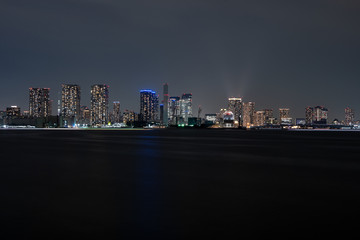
[1,81,359,123]
[1,1,359,120]
[0,82,358,123]
[1,2,360,239]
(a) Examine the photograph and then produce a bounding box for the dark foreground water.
[1,129,360,239]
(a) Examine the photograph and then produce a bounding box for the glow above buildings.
[140,90,156,94]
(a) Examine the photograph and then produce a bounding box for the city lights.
[0,83,358,130]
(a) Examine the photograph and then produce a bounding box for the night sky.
[1,0,359,120]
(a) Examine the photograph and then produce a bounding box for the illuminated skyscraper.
[264,109,274,124]
[305,107,314,124]
[228,97,242,123]
[6,106,21,118]
[140,90,159,122]
[180,93,192,124]
[169,96,180,125]
[255,110,266,127]
[112,101,121,123]
[242,102,255,127]
[29,88,51,118]
[90,84,109,126]
[279,108,291,124]
[163,83,169,126]
[61,84,81,120]
[345,107,355,126]
[314,106,328,124]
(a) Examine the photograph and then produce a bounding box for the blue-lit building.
[169,96,180,125]
[140,90,159,123]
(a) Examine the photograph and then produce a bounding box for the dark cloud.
[1,0,359,119]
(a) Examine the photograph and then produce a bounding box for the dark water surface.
[1,129,360,239]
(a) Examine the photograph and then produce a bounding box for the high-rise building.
[242,102,255,127]
[163,83,169,126]
[228,97,242,123]
[0,110,6,124]
[169,96,180,125]
[112,101,121,123]
[345,107,355,126]
[279,108,292,125]
[255,110,266,127]
[123,110,138,125]
[314,106,328,124]
[180,93,192,124]
[6,106,21,118]
[264,109,273,125]
[140,90,159,123]
[90,84,109,126]
[160,104,164,123]
[79,106,90,125]
[305,107,314,125]
[61,84,81,120]
[29,88,51,118]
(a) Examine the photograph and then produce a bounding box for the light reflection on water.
[134,135,162,233]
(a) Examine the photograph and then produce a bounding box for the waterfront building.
[90,84,109,126]
[29,88,51,118]
[296,118,306,125]
[333,119,341,125]
[242,102,255,127]
[0,110,6,125]
[205,114,217,124]
[61,84,81,121]
[140,90,159,122]
[123,110,138,125]
[345,107,355,126]
[223,111,234,128]
[112,101,121,123]
[169,96,180,125]
[160,104,164,123]
[216,108,227,125]
[79,106,90,125]
[228,97,242,124]
[305,107,314,124]
[255,110,266,127]
[279,108,292,125]
[180,93,192,125]
[6,106,21,118]
[23,110,30,117]
[264,109,273,125]
[188,117,199,127]
[314,106,328,124]
[163,83,169,126]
